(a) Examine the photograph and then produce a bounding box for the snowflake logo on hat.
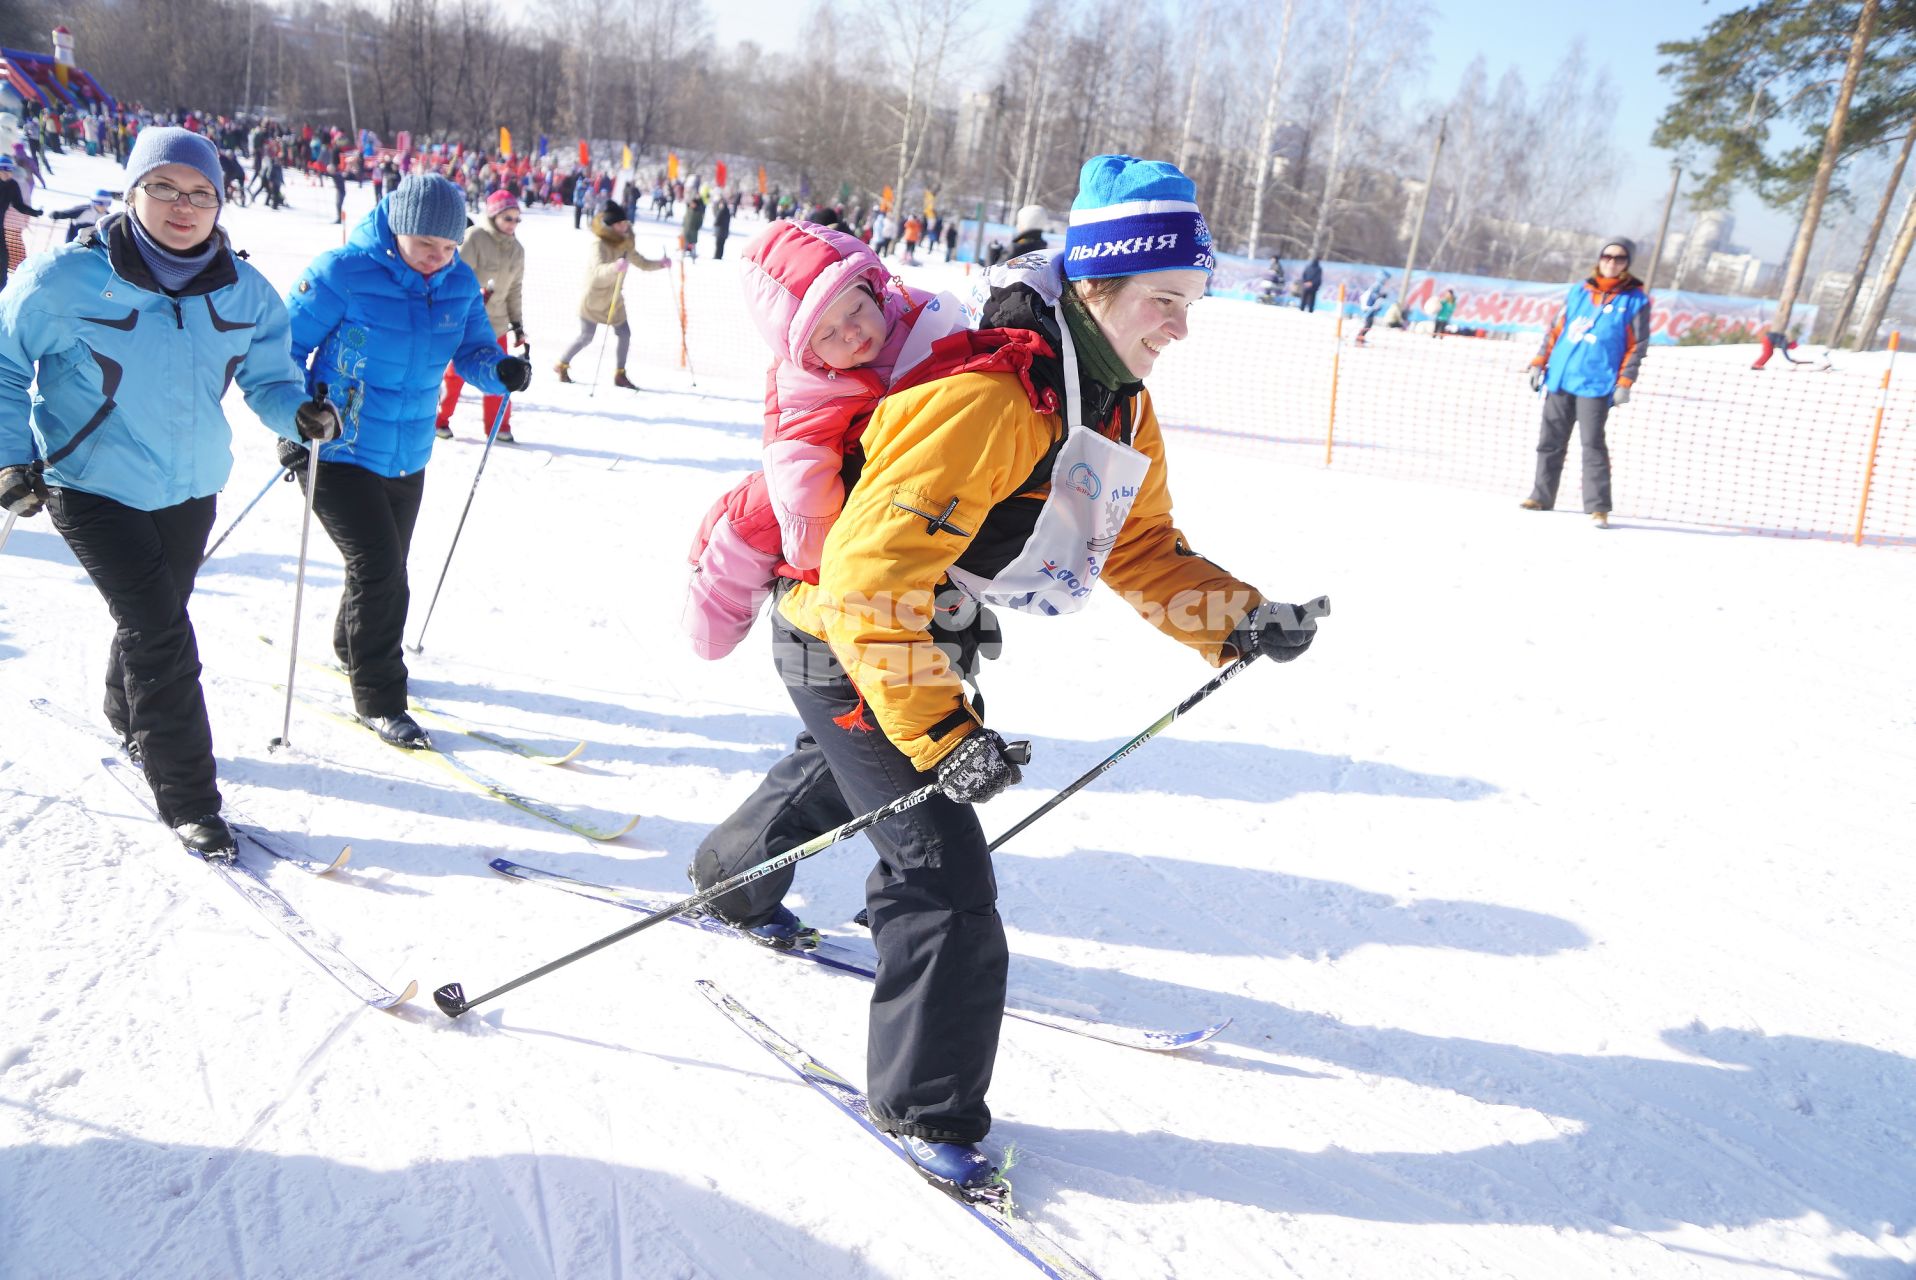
[1193,215,1213,249]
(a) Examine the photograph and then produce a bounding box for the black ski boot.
[362,711,431,750]
[174,814,237,859]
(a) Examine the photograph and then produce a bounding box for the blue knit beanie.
[386,174,468,243]
[124,127,224,205]
[1062,154,1214,280]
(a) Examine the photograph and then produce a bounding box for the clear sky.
[714,0,1805,260]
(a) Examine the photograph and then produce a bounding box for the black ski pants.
[47,487,221,825]
[692,616,1008,1144]
[296,458,426,718]
[1299,281,1319,313]
[1528,391,1614,514]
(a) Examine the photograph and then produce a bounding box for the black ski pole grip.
[1005,740,1033,766]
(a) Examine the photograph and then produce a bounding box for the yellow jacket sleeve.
[781,371,1054,771]
[1098,390,1263,663]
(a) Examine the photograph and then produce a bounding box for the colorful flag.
[667,153,680,180]
[622,144,633,171]
[578,139,589,166]
[715,161,728,188]
[499,127,512,158]
[757,166,767,195]
[881,185,894,213]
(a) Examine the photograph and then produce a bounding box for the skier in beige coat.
[553,199,667,391]
[436,189,529,441]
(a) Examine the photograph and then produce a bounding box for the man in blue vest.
[1520,237,1650,528]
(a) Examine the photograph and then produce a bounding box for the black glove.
[1229,596,1330,664]
[510,323,528,351]
[294,398,342,442]
[1528,365,1547,393]
[495,355,532,392]
[0,463,48,518]
[276,436,309,472]
[934,728,1029,805]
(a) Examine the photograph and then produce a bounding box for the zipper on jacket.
[172,300,183,329]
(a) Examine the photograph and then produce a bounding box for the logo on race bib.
[1067,462,1101,499]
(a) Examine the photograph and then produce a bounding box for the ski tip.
[329,845,353,873]
[432,982,470,1018]
[1156,1017,1233,1050]
[587,813,642,842]
[379,979,419,1011]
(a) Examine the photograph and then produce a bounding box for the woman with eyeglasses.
[435,189,528,443]
[0,127,337,856]
[1521,237,1650,528]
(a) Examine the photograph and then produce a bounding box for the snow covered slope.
[2,155,1911,1280]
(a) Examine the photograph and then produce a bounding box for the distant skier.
[552,199,668,389]
[49,188,113,243]
[1353,274,1389,345]
[1751,327,1822,370]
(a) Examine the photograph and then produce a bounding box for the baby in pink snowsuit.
[682,220,964,659]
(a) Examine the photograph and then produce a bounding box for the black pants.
[692,617,1007,1143]
[1299,282,1319,313]
[1528,391,1614,513]
[48,488,221,825]
[296,458,426,717]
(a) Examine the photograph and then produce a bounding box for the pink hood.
[738,220,918,381]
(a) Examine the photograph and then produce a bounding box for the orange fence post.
[1325,283,1348,466]
[1853,330,1901,545]
[676,256,689,370]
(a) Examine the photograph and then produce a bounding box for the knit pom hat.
[1014,203,1047,235]
[1599,235,1637,262]
[387,174,468,243]
[601,199,629,225]
[1062,154,1213,280]
[484,188,520,216]
[124,126,224,205]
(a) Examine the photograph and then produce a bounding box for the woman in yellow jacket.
[690,155,1325,1195]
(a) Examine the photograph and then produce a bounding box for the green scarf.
[1060,285,1135,396]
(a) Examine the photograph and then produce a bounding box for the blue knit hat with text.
[386,174,468,244]
[1062,154,1214,280]
[123,126,224,205]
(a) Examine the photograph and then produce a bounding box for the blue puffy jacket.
[0,215,308,512]
[1535,275,1651,399]
[286,199,505,477]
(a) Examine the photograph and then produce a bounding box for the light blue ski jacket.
[0,215,309,511]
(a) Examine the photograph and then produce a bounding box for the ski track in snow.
[3,153,1915,1280]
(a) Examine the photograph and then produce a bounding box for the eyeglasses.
[1598,252,1630,262]
[137,181,219,210]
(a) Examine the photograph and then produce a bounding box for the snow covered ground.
[3,155,1913,1280]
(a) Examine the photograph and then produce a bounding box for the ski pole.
[983,595,1330,854]
[269,386,332,752]
[200,465,297,567]
[0,509,16,557]
[432,738,1034,1019]
[588,270,622,398]
[408,391,513,655]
